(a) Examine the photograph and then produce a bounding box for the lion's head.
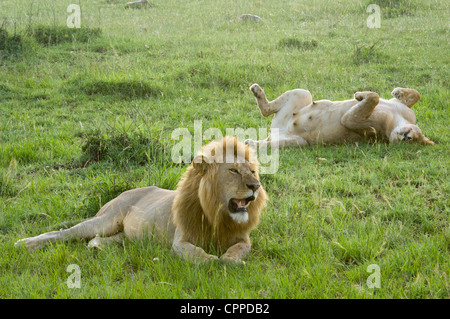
[172,136,267,252]
[390,124,435,145]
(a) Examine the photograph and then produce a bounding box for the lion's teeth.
[234,200,246,207]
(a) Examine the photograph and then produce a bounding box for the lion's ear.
[192,154,211,173]
[421,136,435,146]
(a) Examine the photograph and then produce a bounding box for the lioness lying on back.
[15,137,267,264]
[246,84,434,148]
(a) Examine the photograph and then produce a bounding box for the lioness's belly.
[122,187,177,242]
[288,100,361,144]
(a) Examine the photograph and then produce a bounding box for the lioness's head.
[390,124,435,145]
[172,136,267,250]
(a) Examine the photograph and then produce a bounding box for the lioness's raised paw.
[391,87,403,100]
[250,83,264,98]
[354,92,365,101]
[391,87,420,108]
[354,91,379,105]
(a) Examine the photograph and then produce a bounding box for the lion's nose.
[247,182,260,192]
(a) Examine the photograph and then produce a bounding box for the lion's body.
[119,187,176,242]
[281,98,416,144]
[247,84,434,147]
[15,137,267,264]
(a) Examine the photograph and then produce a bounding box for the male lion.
[15,137,267,264]
[246,83,434,148]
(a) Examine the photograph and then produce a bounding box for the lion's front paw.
[391,87,402,100]
[220,255,246,265]
[87,235,102,250]
[184,253,219,264]
[199,254,219,263]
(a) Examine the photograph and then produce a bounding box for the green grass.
[0,0,449,299]
[277,37,319,50]
[32,25,101,46]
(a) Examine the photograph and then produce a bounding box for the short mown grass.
[0,0,448,299]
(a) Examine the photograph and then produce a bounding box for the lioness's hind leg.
[391,87,420,108]
[341,91,380,130]
[250,83,286,117]
[250,83,313,117]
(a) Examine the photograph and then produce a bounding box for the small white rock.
[240,14,262,22]
[125,0,153,9]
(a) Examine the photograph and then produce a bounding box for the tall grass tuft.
[0,25,31,59]
[278,37,319,50]
[32,25,101,46]
[365,0,417,17]
[352,42,391,65]
[80,129,167,168]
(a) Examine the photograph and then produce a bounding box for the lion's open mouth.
[228,196,255,214]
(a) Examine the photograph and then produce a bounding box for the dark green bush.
[80,129,168,168]
[352,43,391,65]
[81,130,150,166]
[366,0,416,17]
[0,27,26,58]
[32,25,101,46]
[66,75,163,99]
[0,173,17,197]
[80,175,135,217]
[278,37,318,50]
[74,79,161,98]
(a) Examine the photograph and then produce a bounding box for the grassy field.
[0,0,449,299]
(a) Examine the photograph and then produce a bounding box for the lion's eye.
[229,168,239,174]
[251,170,256,174]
